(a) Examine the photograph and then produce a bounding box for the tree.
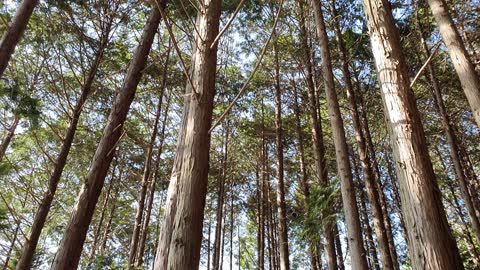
[154,0,223,268]
[426,0,480,128]
[0,0,39,78]
[360,0,465,268]
[310,0,369,268]
[50,5,163,269]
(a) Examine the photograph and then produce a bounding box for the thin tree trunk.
[88,158,118,266]
[50,7,162,269]
[330,1,394,268]
[426,0,480,128]
[214,125,229,270]
[128,39,170,269]
[136,89,172,267]
[207,222,212,270]
[272,13,290,270]
[99,168,122,257]
[0,116,20,162]
[355,78,399,268]
[229,185,234,270]
[0,0,39,78]
[361,0,464,268]
[291,79,318,270]
[153,1,222,268]
[448,2,480,72]
[16,21,112,270]
[413,1,480,246]
[353,157,380,270]
[437,149,480,267]
[2,220,20,270]
[296,1,338,268]
[310,1,368,268]
[334,224,345,270]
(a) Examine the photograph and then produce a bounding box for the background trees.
[0,0,478,269]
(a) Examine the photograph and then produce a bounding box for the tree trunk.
[88,158,118,266]
[213,125,229,270]
[448,2,480,72]
[330,1,395,268]
[426,0,480,128]
[50,6,162,269]
[2,220,20,270]
[15,21,112,270]
[310,1,368,268]
[414,1,480,246]
[153,1,222,268]
[272,15,290,270]
[0,0,38,78]
[0,116,20,162]
[353,157,380,270]
[136,89,172,267]
[361,0,464,268]
[128,40,170,268]
[99,168,122,257]
[292,79,318,270]
[296,1,338,268]
[334,224,345,270]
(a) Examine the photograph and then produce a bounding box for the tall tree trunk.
[291,79,318,270]
[448,2,480,72]
[413,1,480,246]
[153,1,222,268]
[361,0,464,268]
[353,155,380,270]
[15,21,112,270]
[99,168,122,257]
[88,158,118,266]
[2,220,20,270]
[213,125,229,270]
[426,0,480,128]
[0,116,20,162]
[272,13,290,270]
[229,183,234,270]
[296,1,338,268]
[310,1,368,268]
[0,0,38,78]
[207,222,212,270]
[334,224,345,270]
[128,40,170,268]
[437,148,480,267]
[50,6,162,269]
[355,77,399,267]
[330,1,395,268]
[136,89,172,267]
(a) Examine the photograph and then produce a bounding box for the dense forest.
[0,0,479,269]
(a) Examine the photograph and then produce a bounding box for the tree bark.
[0,0,39,78]
[296,1,338,268]
[272,14,290,270]
[0,116,20,163]
[292,79,318,270]
[361,0,464,268]
[153,1,222,268]
[15,20,112,270]
[50,6,162,269]
[136,89,171,267]
[310,1,368,268]
[128,40,170,269]
[414,1,480,246]
[88,158,118,266]
[426,0,480,128]
[330,1,395,268]
[2,219,20,270]
[213,125,229,270]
